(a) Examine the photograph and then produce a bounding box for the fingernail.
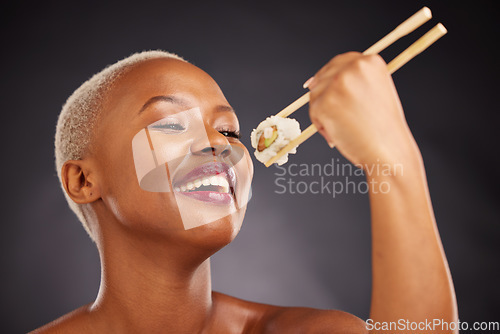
[324,137,334,148]
[303,77,314,89]
[318,127,335,148]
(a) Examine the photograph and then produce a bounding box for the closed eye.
[149,121,186,133]
[162,123,185,131]
[219,130,241,139]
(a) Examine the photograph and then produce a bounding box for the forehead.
[105,58,228,116]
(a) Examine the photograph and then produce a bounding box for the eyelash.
[150,121,240,139]
[150,122,186,132]
[218,129,241,139]
[164,123,185,130]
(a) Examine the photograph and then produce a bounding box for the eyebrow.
[138,95,189,114]
[138,95,236,114]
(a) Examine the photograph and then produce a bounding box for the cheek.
[230,146,254,214]
[239,146,254,183]
[99,134,188,230]
[98,134,137,196]
[105,191,185,232]
[132,131,188,192]
[245,149,254,180]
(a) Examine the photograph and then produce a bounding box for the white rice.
[250,116,301,165]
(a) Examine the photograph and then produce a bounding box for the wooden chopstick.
[264,16,446,167]
[275,92,311,118]
[273,7,432,120]
[387,23,447,74]
[363,7,432,55]
[264,124,317,167]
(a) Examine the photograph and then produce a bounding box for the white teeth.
[213,178,219,186]
[217,176,229,189]
[174,187,180,192]
[178,174,231,193]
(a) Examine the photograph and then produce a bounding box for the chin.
[182,206,247,254]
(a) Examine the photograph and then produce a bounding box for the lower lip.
[177,191,233,205]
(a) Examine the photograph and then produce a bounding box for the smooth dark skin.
[33,55,457,333]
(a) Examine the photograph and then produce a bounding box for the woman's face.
[91,58,253,248]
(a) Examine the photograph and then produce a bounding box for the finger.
[304,53,362,89]
[305,51,367,90]
[302,76,314,89]
[308,52,363,90]
[317,125,335,148]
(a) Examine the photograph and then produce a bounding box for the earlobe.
[61,160,101,204]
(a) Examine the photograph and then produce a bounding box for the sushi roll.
[250,115,301,166]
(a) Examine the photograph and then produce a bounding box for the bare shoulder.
[212,292,367,334]
[261,306,368,334]
[29,304,95,334]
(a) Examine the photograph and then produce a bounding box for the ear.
[61,160,101,204]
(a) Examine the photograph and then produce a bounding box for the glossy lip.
[178,191,233,205]
[173,161,237,199]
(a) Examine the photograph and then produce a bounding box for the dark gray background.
[1,0,499,332]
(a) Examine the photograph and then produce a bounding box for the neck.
[91,229,213,333]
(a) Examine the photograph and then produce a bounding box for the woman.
[33,50,457,333]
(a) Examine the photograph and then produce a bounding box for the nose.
[190,123,232,158]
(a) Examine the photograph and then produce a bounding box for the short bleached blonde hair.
[55,50,186,240]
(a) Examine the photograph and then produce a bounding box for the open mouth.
[172,162,236,205]
[174,174,230,193]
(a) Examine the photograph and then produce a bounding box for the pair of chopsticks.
[264,7,446,167]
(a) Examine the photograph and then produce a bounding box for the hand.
[307,52,419,167]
